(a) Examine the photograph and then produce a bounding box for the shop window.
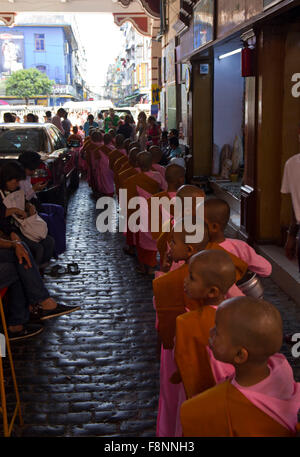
[35,34,45,51]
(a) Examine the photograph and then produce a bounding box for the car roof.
[0,122,50,129]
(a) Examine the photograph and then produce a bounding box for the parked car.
[99,109,134,120]
[0,123,79,210]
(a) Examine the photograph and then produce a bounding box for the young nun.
[204,198,272,293]
[149,145,166,178]
[181,297,300,437]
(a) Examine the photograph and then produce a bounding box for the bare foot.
[39,297,58,310]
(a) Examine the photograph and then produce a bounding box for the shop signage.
[0,32,24,78]
[52,84,76,97]
[193,0,214,50]
[151,84,161,104]
[200,64,209,75]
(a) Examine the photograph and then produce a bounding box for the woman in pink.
[147,116,161,146]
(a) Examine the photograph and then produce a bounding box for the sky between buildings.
[15,12,123,92]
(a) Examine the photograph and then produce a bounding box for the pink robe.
[98,149,114,196]
[152,163,166,178]
[207,346,235,383]
[145,170,167,191]
[231,354,300,432]
[220,238,272,298]
[157,344,186,437]
[220,239,272,277]
[89,141,102,193]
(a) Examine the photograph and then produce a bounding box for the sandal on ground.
[39,303,81,321]
[49,265,67,278]
[67,263,80,275]
[8,323,44,342]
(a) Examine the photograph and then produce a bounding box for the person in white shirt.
[51,108,65,135]
[281,152,300,270]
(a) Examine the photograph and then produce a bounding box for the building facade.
[0,14,88,106]
[105,22,152,107]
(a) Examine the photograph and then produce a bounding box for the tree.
[6,68,53,99]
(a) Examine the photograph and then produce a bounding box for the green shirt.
[104,115,119,132]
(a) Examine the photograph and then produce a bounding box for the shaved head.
[177,185,205,199]
[104,133,112,145]
[172,218,209,252]
[189,250,236,294]
[218,297,283,362]
[176,185,205,221]
[150,145,163,163]
[130,141,139,150]
[115,134,124,148]
[205,198,230,230]
[123,138,131,150]
[91,131,102,143]
[165,164,185,185]
[137,151,152,171]
[128,148,139,167]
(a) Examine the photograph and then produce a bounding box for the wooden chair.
[0,288,23,436]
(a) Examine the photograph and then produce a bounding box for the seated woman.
[0,237,80,341]
[0,161,55,267]
[18,151,66,257]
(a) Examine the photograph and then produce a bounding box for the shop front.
[176,0,300,246]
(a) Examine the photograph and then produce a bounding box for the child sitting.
[181,296,300,437]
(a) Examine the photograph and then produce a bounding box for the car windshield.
[0,127,44,153]
[101,110,131,118]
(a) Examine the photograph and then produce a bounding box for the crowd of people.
[0,107,299,437]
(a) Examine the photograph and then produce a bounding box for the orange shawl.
[175,309,216,399]
[147,191,175,242]
[125,172,160,204]
[119,166,139,190]
[99,144,112,157]
[114,155,129,174]
[181,381,296,437]
[109,148,126,170]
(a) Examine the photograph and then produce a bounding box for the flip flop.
[67,263,80,275]
[49,265,67,277]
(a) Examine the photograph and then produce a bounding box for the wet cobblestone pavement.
[2,181,300,436]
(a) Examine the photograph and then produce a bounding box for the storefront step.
[256,245,300,306]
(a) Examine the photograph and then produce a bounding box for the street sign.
[151,84,160,105]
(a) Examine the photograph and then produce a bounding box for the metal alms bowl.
[236,270,264,299]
